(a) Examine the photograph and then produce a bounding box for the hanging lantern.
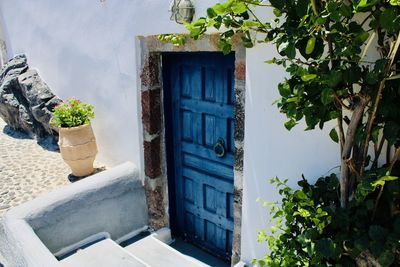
[170,0,195,24]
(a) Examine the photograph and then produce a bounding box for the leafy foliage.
[255,174,400,267]
[51,98,94,128]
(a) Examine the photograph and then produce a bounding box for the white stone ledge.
[2,162,148,267]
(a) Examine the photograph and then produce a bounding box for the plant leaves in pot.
[51,98,97,177]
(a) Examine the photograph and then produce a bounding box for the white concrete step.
[59,228,212,267]
[126,235,209,267]
[60,239,147,267]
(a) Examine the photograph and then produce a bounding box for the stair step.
[126,236,208,267]
[60,239,147,267]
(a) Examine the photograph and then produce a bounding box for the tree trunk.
[340,96,370,208]
[356,251,381,267]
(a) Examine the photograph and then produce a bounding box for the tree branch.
[340,95,370,208]
[334,92,351,110]
[371,135,385,170]
[241,0,272,7]
[360,13,373,27]
[359,32,400,176]
[244,3,270,32]
[338,109,345,155]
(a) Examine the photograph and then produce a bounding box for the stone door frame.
[138,34,245,265]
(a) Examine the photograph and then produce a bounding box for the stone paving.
[0,117,108,266]
[0,118,71,216]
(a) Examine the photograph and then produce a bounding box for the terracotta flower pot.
[58,124,98,177]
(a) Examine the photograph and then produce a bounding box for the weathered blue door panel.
[163,53,235,260]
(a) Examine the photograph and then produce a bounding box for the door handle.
[214,138,226,158]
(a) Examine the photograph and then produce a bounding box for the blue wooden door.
[163,53,235,261]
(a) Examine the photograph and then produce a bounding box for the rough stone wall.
[140,52,169,230]
[0,54,62,143]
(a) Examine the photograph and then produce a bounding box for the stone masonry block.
[235,61,246,81]
[141,54,160,88]
[141,88,161,135]
[234,146,244,172]
[144,136,162,179]
[145,183,168,230]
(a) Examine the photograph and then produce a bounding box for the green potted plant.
[51,98,97,177]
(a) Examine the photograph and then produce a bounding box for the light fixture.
[170,0,195,24]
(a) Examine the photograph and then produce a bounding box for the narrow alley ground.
[0,118,71,216]
[0,118,72,266]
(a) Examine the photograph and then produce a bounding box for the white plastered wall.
[0,0,339,263]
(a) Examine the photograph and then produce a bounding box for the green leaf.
[295,0,308,17]
[278,82,291,97]
[294,190,308,200]
[231,2,247,14]
[269,0,285,9]
[243,21,261,27]
[366,71,379,85]
[301,74,317,82]
[265,58,276,64]
[327,2,337,13]
[354,235,369,252]
[294,207,311,217]
[330,11,341,21]
[241,32,254,48]
[316,238,337,259]
[257,259,267,267]
[380,7,399,32]
[355,0,380,11]
[384,121,400,145]
[390,0,400,5]
[284,119,297,130]
[193,18,206,27]
[218,39,232,55]
[305,36,316,54]
[355,31,369,44]
[212,3,228,14]
[369,225,387,241]
[371,127,381,143]
[329,128,339,143]
[356,0,368,8]
[285,43,296,59]
[273,8,282,17]
[326,71,342,87]
[223,29,235,38]
[377,250,395,267]
[321,88,334,105]
[206,8,217,18]
[340,4,353,17]
[371,175,399,187]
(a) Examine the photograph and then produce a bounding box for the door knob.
[214,138,226,158]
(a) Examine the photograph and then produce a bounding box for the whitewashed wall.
[0,0,339,263]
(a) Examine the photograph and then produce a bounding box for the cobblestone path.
[0,118,71,216]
